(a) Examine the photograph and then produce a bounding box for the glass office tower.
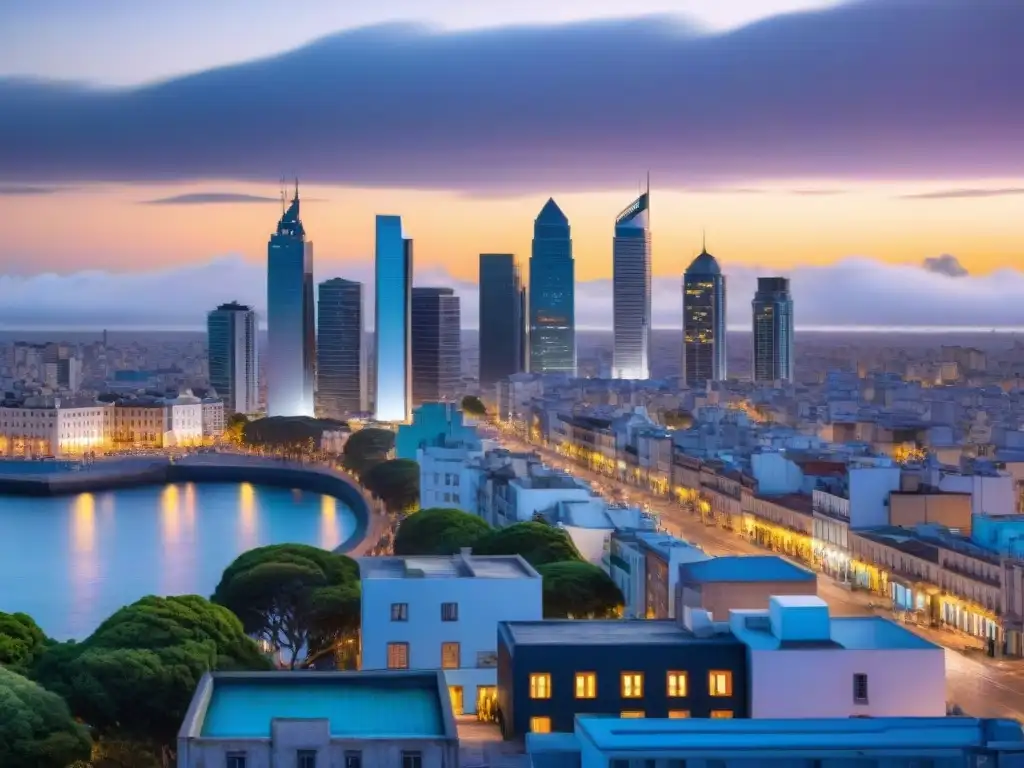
[529,198,575,375]
[207,301,258,415]
[374,215,413,422]
[682,244,727,387]
[479,253,524,390]
[316,278,367,417]
[412,287,461,405]
[752,276,795,383]
[266,186,315,417]
[612,188,652,380]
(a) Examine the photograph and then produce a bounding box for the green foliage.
[342,427,395,476]
[224,412,250,445]
[362,458,420,511]
[33,595,270,748]
[243,416,347,448]
[475,522,583,567]
[0,610,50,673]
[0,665,92,768]
[89,739,163,768]
[461,395,487,416]
[393,508,493,556]
[212,544,361,669]
[537,561,624,619]
[661,408,694,429]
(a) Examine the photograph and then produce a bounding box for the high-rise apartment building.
[479,254,525,390]
[411,287,461,405]
[752,276,795,383]
[612,187,652,380]
[374,215,413,423]
[266,186,315,417]
[529,198,575,375]
[682,244,727,387]
[207,302,259,415]
[316,278,367,417]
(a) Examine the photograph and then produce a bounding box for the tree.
[0,610,50,673]
[212,544,361,670]
[537,561,624,619]
[342,427,395,476]
[362,458,420,511]
[243,416,346,450]
[393,508,492,556]
[475,522,583,567]
[0,666,92,768]
[461,395,487,417]
[661,409,694,429]
[224,412,249,445]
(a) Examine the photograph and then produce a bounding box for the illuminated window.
[711,710,734,719]
[575,672,597,699]
[709,670,732,697]
[441,642,460,669]
[530,717,551,734]
[620,711,645,718]
[386,642,409,669]
[621,672,644,698]
[530,673,551,699]
[668,710,690,719]
[667,671,688,697]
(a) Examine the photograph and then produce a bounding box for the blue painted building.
[374,215,413,423]
[395,402,481,460]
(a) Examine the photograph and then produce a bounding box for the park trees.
[0,666,92,768]
[475,521,582,567]
[537,561,624,619]
[342,427,395,476]
[212,544,361,669]
[223,413,249,445]
[0,610,50,673]
[393,507,492,556]
[460,395,487,417]
[361,458,420,511]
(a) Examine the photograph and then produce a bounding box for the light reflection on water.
[0,482,357,640]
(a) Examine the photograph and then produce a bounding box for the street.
[497,431,1024,721]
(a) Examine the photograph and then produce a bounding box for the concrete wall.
[890,492,972,533]
[681,579,817,621]
[180,733,456,768]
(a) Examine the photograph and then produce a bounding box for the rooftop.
[358,553,540,580]
[499,619,739,648]
[678,555,816,584]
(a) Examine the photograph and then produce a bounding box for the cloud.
[922,254,969,278]
[0,185,65,196]
[1,255,1022,331]
[142,192,285,205]
[789,189,846,196]
[900,188,1024,200]
[0,1,1022,192]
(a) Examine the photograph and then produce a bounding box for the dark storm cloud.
[922,254,969,278]
[0,0,1021,191]
[142,192,284,205]
[900,188,1024,200]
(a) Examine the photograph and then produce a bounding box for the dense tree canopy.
[475,522,582,567]
[342,427,395,476]
[223,412,249,445]
[362,458,420,511]
[0,665,92,768]
[393,508,492,556]
[461,395,487,416]
[243,416,347,449]
[0,610,50,673]
[212,544,360,669]
[537,561,624,619]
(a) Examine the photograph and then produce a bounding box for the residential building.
[411,287,461,406]
[395,402,480,461]
[374,214,414,423]
[266,184,315,417]
[0,400,111,456]
[206,301,259,415]
[201,397,225,439]
[752,276,795,383]
[358,552,543,717]
[677,555,818,620]
[316,278,367,417]
[418,442,482,511]
[609,531,710,619]
[682,243,726,387]
[612,186,651,380]
[529,198,575,375]
[479,253,525,392]
[177,671,459,768]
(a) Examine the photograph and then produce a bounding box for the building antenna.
[294,176,300,201]
[702,228,706,254]
[280,177,286,215]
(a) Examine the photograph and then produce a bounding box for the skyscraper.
[207,302,259,415]
[752,276,795,383]
[374,215,413,422]
[479,253,525,390]
[682,242,727,387]
[316,278,367,417]
[266,185,315,417]
[612,186,652,380]
[412,287,461,405]
[529,198,575,375]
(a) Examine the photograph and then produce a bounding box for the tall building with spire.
[682,239,727,387]
[374,215,413,423]
[612,183,652,380]
[266,183,315,417]
[752,276,795,383]
[529,198,575,375]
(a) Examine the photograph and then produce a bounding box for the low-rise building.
[358,551,543,717]
[0,399,112,456]
[676,555,817,620]
[177,670,459,768]
[609,531,709,619]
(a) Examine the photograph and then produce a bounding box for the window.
[441,602,459,621]
[401,751,423,768]
[390,602,408,621]
[297,751,317,768]
[226,753,246,768]
[668,710,691,719]
[620,710,645,718]
[710,710,734,719]
[343,752,361,768]
[387,642,409,669]
[530,673,551,699]
[530,716,552,734]
[621,672,644,698]
[442,642,461,669]
[575,672,597,699]
[709,670,732,697]
[667,671,688,697]
[853,673,869,704]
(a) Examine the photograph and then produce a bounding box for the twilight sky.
[0,0,1022,329]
